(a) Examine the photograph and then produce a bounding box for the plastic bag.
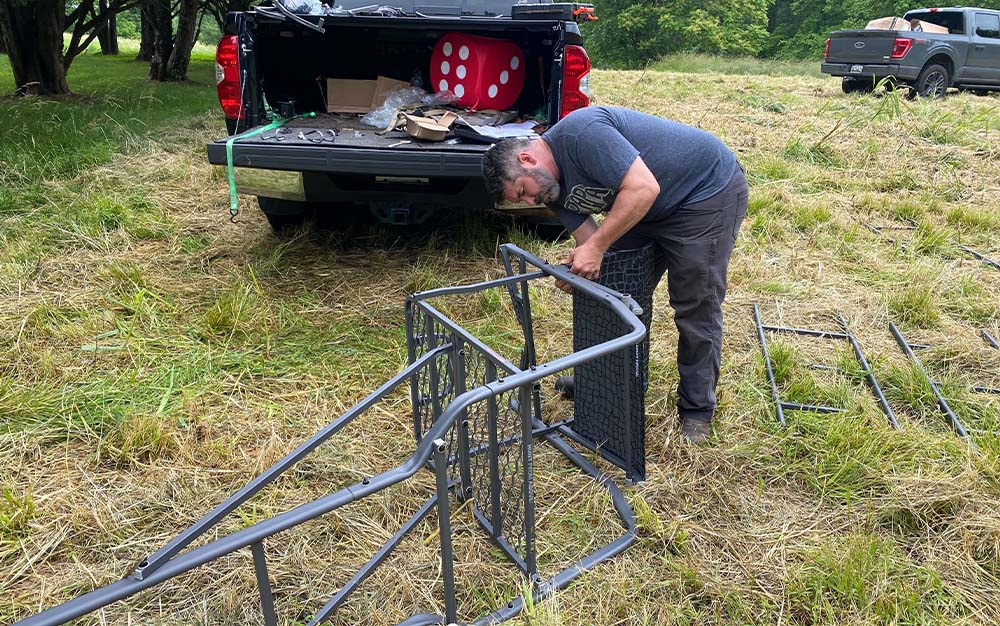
[279,0,324,14]
[360,86,428,128]
[421,90,459,106]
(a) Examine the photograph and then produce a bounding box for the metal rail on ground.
[753,305,899,428]
[890,323,1000,440]
[12,244,649,626]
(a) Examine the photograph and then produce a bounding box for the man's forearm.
[587,187,655,252]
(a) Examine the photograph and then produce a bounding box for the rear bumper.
[821,62,919,81]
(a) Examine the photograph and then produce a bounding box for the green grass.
[650,52,824,78]
[3,50,1000,626]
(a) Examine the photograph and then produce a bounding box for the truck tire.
[842,77,874,94]
[257,197,310,232]
[913,64,949,98]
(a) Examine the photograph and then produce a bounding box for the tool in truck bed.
[12,244,650,626]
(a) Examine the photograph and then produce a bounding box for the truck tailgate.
[828,30,899,64]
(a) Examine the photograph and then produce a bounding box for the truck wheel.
[914,64,949,98]
[842,77,874,94]
[257,197,310,232]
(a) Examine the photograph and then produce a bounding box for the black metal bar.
[307,496,438,626]
[889,322,970,440]
[779,402,845,414]
[622,341,635,484]
[838,316,901,429]
[807,363,842,372]
[960,245,1000,270]
[406,300,422,443]
[754,305,786,425]
[485,361,503,534]
[761,324,849,340]
[426,314,443,426]
[519,384,537,576]
[134,343,452,579]
[983,330,1000,350]
[432,439,458,624]
[453,342,473,503]
[251,542,278,626]
[972,386,1000,395]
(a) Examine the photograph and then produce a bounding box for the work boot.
[681,416,711,444]
[554,375,575,401]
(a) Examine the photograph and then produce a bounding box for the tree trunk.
[136,0,155,61]
[0,0,70,95]
[165,0,198,81]
[147,0,172,80]
[98,0,120,55]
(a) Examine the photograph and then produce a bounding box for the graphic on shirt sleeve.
[564,185,615,215]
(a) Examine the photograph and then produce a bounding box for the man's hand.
[555,240,606,293]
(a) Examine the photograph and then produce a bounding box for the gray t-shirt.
[541,106,739,232]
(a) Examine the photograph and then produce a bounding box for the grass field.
[2,49,1000,626]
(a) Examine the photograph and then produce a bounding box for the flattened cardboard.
[403,111,458,141]
[326,76,411,113]
[865,16,911,31]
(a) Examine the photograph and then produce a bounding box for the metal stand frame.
[13,244,648,626]
[890,322,1000,439]
[753,305,899,428]
[864,219,1000,270]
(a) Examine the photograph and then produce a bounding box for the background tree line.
[585,0,1000,68]
[0,0,250,95]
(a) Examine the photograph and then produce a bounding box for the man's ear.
[516,151,537,166]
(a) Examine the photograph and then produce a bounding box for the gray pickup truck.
[822,7,1000,97]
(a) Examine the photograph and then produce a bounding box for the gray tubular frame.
[753,304,899,428]
[890,322,999,439]
[14,244,645,626]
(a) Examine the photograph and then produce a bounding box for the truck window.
[905,10,965,34]
[975,13,1000,39]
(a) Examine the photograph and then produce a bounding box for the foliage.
[585,0,771,68]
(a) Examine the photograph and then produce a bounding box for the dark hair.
[481,137,533,205]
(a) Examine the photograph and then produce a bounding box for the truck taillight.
[824,38,831,59]
[560,45,591,119]
[890,37,912,59]
[216,34,243,119]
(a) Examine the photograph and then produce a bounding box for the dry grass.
[2,67,1000,626]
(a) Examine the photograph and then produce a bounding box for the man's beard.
[528,169,561,205]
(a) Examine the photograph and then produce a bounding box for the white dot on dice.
[455,84,465,97]
[457,65,467,79]
[440,61,450,75]
[510,56,519,70]
[488,84,498,98]
[439,79,448,92]
[500,70,509,85]
[459,45,469,60]
[443,42,452,56]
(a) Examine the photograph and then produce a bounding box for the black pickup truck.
[206,0,593,230]
[822,7,1000,97]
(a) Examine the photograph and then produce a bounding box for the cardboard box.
[910,19,949,34]
[326,76,410,113]
[865,16,911,31]
[403,112,458,141]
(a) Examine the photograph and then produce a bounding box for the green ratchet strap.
[225,117,288,222]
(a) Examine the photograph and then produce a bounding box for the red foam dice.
[429,33,525,111]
